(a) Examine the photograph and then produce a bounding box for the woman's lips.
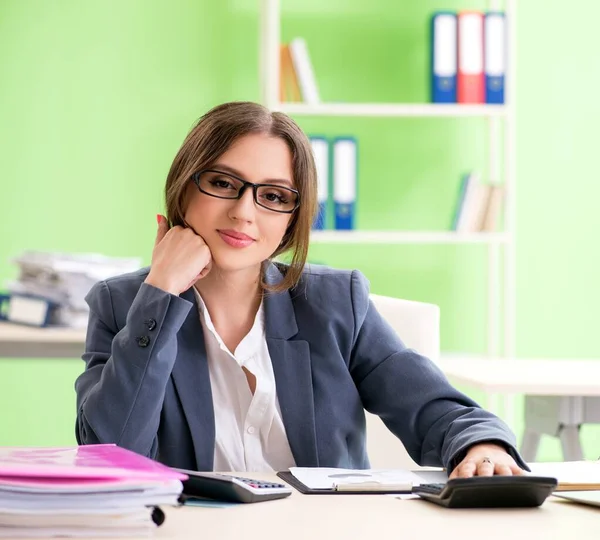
[217,230,255,248]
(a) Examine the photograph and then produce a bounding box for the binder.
[333,137,357,230]
[0,444,183,535]
[431,12,457,103]
[484,12,506,104]
[0,293,58,327]
[457,11,485,103]
[309,136,329,230]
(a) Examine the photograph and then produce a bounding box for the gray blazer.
[75,263,525,472]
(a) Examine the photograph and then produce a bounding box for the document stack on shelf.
[3,251,140,328]
[0,444,186,537]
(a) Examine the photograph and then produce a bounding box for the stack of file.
[4,251,140,327]
[0,444,186,537]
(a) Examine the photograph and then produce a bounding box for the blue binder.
[333,137,357,230]
[0,293,58,327]
[431,11,457,103]
[309,136,329,230]
[484,12,505,104]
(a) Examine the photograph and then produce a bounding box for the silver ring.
[482,457,493,465]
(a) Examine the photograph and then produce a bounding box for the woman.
[75,101,527,478]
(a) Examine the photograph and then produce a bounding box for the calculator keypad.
[231,476,287,489]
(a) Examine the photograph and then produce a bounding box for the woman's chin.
[209,253,263,275]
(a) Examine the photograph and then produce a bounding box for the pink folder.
[0,444,187,481]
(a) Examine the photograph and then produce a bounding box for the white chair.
[365,294,441,469]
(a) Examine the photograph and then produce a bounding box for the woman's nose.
[229,186,256,221]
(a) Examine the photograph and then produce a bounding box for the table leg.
[558,425,584,461]
[520,429,541,462]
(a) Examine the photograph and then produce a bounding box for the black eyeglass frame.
[192,169,301,214]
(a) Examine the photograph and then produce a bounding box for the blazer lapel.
[264,263,319,467]
[170,287,215,471]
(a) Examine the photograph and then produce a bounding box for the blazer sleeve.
[75,280,192,457]
[347,270,528,472]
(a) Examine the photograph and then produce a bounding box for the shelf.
[279,103,507,118]
[310,231,508,245]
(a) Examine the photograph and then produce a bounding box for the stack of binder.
[0,444,186,537]
[431,11,506,104]
[309,136,358,231]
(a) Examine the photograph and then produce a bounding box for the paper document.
[289,467,446,491]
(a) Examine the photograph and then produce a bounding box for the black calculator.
[412,475,558,508]
[174,469,293,504]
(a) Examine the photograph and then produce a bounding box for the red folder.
[457,11,484,103]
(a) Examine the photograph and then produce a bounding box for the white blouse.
[192,288,296,472]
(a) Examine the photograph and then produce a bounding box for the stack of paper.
[0,444,186,537]
[6,251,140,327]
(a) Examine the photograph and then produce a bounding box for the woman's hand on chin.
[144,214,213,296]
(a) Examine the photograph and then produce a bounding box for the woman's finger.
[449,459,477,479]
[495,464,513,476]
[475,459,495,477]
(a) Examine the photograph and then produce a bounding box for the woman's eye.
[212,179,234,189]
[263,192,288,204]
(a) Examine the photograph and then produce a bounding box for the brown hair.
[164,101,317,293]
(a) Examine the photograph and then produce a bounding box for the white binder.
[310,137,329,230]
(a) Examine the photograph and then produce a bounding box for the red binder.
[457,11,485,103]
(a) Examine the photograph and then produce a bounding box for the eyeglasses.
[192,169,300,214]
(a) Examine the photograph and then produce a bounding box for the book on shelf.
[280,38,320,104]
[280,43,302,102]
[452,171,504,233]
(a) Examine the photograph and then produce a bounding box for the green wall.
[1,0,599,460]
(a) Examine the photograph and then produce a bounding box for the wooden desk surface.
[437,357,600,396]
[0,322,85,358]
[154,473,600,540]
[0,322,85,343]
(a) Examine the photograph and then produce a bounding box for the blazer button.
[137,336,150,347]
[144,318,157,331]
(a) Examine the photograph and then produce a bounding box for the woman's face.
[184,133,296,275]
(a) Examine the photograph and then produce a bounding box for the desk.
[150,474,600,540]
[0,322,85,358]
[438,357,600,462]
[2,323,597,463]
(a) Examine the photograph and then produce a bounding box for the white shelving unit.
[310,231,509,245]
[280,103,506,118]
[259,1,517,382]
